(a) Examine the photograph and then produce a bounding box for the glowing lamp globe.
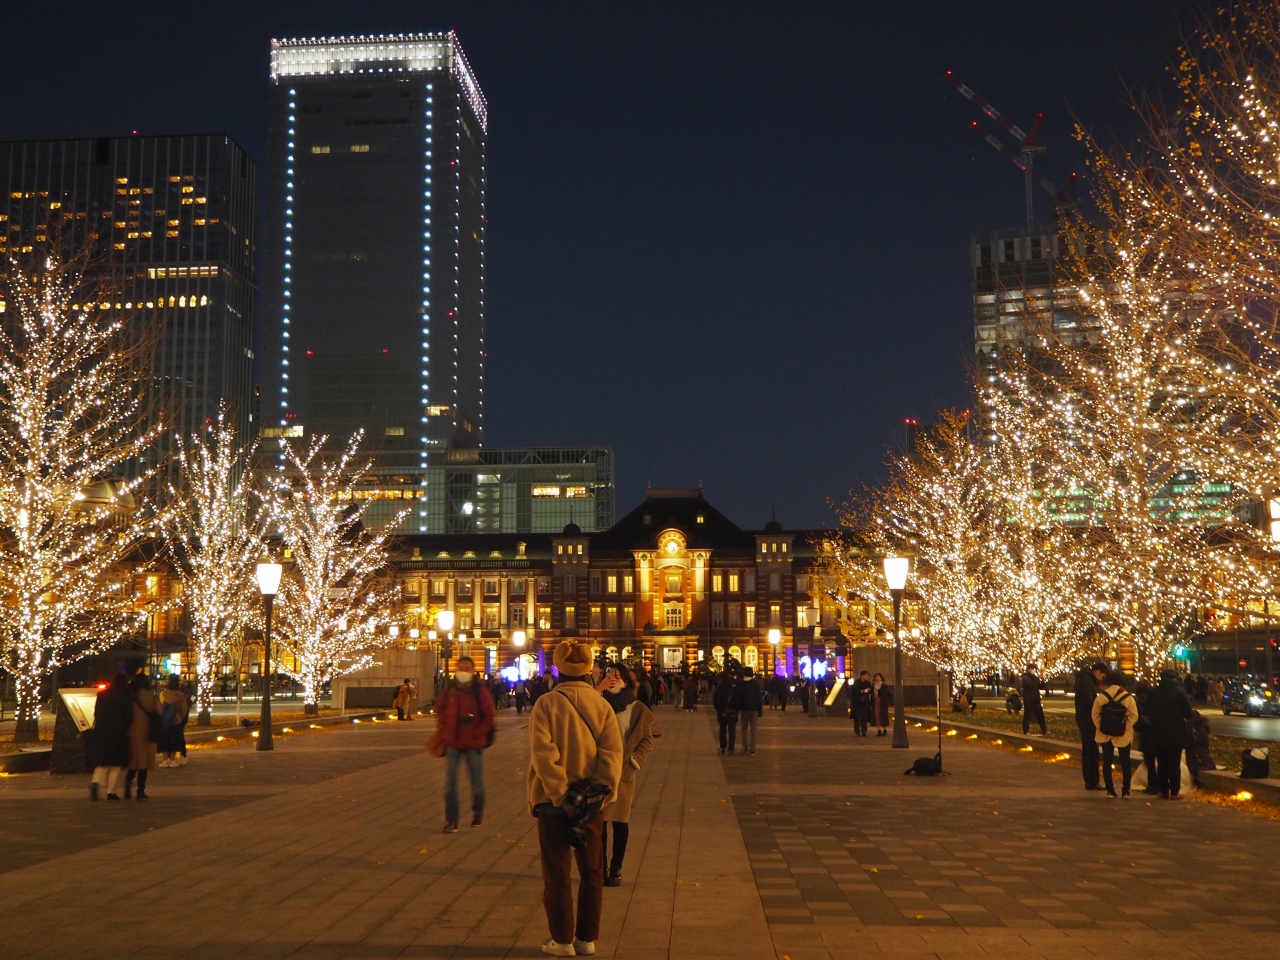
[883,556,909,592]
[255,560,283,597]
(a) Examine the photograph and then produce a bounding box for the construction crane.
[944,70,1074,229]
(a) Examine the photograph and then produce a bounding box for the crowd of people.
[1072,662,1213,799]
[89,669,192,801]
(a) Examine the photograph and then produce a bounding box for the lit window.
[712,573,723,593]
[796,606,809,628]
[564,485,588,498]
[311,145,330,154]
[728,573,740,593]
[606,574,617,594]
[384,426,404,436]
[623,575,634,593]
[261,425,304,438]
[426,405,451,417]
[665,604,683,630]
[350,144,370,153]
[182,185,193,194]
[746,606,756,629]
[532,486,561,498]
[744,645,759,668]
[665,573,682,595]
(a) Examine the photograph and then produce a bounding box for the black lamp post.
[436,609,455,683]
[883,556,910,749]
[255,559,283,752]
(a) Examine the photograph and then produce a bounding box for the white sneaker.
[176,756,188,765]
[158,760,172,768]
[541,940,574,957]
[573,940,596,956]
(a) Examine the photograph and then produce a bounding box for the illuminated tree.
[266,433,407,714]
[165,410,263,726]
[0,255,161,741]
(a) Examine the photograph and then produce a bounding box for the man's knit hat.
[553,640,593,677]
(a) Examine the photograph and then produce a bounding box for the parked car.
[1222,680,1280,717]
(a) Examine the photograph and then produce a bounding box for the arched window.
[590,645,601,662]
[606,645,619,661]
[744,644,759,668]
[712,645,725,666]
[728,645,742,665]
[621,646,632,660]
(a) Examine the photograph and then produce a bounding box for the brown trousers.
[537,812,604,944]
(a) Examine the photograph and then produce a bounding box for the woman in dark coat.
[89,673,134,802]
[681,674,698,711]
[871,672,892,736]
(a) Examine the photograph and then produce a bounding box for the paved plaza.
[1,707,1278,959]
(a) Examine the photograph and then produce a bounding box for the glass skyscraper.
[0,134,258,447]
[264,34,488,519]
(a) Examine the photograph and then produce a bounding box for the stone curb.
[183,710,389,744]
[905,712,1280,805]
[1,710,391,774]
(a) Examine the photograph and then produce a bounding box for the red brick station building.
[390,488,844,680]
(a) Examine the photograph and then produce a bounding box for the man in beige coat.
[528,641,623,958]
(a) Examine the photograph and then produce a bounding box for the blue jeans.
[445,747,485,823]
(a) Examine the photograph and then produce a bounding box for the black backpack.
[1241,747,1271,780]
[905,754,942,776]
[1098,690,1130,738]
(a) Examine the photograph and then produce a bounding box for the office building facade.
[0,135,258,444]
[358,445,615,535]
[264,33,488,496]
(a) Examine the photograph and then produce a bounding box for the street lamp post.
[436,609,455,683]
[255,559,283,752]
[768,627,781,677]
[883,556,910,749]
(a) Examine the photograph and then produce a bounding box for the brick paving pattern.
[0,704,1277,958]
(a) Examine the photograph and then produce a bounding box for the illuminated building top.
[269,32,487,131]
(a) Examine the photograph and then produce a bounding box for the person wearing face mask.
[595,663,658,887]
[435,656,495,833]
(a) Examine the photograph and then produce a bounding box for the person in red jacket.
[436,656,495,832]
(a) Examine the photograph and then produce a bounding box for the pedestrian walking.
[598,663,657,887]
[529,641,623,957]
[1075,662,1107,791]
[735,666,764,754]
[849,670,872,736]
[125,673,158,801]
[713,671,739,754]
[1021,664,1046,736]
[434,655,495,832]
[871,673,891,736]
[1092,672,1138,798]
[157,674,189,767]
[394,677,415,721]
[680,674,698,711]
[515,678,529,715]
[89,672,133,802]
[1144,669,1194,799]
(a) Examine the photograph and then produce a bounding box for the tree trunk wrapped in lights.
[0,255,162,741]
[165,410,263,726]
[265,432,407,715]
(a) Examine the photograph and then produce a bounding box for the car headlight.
[1249,696,1265,706]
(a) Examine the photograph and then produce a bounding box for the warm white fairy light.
[165,410,264,726]
[0,255,161,740]
[265,432,409,712]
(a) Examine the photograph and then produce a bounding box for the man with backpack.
[435,655,495,832]
[528,641,622,957]
[1091,672,1138,798]
[1144,670,1195,799]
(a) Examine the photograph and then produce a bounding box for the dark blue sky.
[3,1,1202,527]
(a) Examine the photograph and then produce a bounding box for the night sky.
[3,1,1204,528]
